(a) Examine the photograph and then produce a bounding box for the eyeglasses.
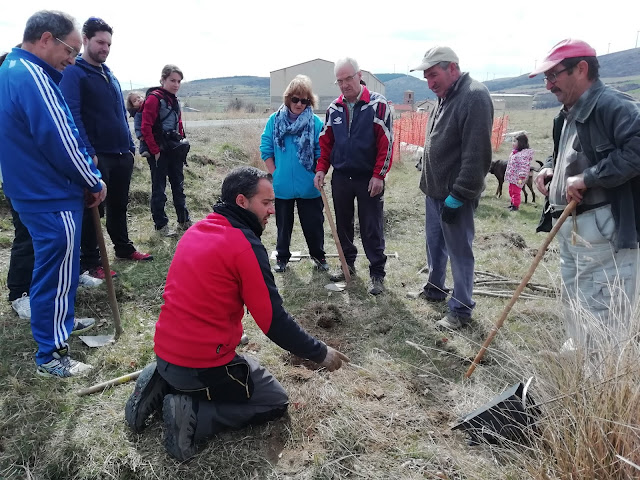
[334,74,357,86]
[55,37,79,58]
[543,67,570,84]
[290,96,310,105]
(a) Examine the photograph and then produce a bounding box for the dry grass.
[1,107,638,479]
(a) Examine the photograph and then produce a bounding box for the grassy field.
[1,108,638,479]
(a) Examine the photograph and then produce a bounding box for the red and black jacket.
[317,86,393,179]
[154,203,327,368]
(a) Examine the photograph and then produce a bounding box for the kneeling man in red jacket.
[124,166,348,461]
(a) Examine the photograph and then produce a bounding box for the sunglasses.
[290,96,310,105]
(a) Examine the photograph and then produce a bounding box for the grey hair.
[334,57,360,75]
[437,61,461,71]
[23,10,76,44]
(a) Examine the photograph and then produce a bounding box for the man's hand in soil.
[320,346,350,371]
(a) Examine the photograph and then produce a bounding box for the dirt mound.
[476,231,527,250]
[300,302,343,329]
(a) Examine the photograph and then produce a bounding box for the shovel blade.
[78,334,115,348]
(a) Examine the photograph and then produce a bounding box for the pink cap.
[529,39,597,77]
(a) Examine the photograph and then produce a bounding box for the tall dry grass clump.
[521,299,640,479]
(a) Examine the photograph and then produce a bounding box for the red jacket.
[154,203,327,368]
[317,86,393,179]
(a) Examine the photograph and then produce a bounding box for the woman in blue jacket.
[260,75,327,273]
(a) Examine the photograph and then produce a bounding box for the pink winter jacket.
[505,148,534,186]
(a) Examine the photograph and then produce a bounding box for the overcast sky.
[1,0,638,89]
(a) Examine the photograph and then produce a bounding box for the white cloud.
[2,0,638,87]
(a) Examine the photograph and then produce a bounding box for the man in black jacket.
[532,39,640,352]
[60,17,152,284]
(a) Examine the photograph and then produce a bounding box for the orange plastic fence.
[392,112,509,159]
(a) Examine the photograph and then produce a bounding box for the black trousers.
[275,197,325,263]
[331,171,387,278]
[157,354,288,440]
[147,150,190,230]
[80,152,136,270]
[6,197,34,301]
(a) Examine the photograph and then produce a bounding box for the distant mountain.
[375,73,407,83]
[377,74,435,104]
[178,76,269,96]
[483,47,640,94]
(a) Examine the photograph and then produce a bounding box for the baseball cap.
[410,46,459,72]
[529,39,596,77]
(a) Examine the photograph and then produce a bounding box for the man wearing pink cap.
[531,39,640,353]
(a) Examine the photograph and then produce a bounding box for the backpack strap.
[147,89,180,131]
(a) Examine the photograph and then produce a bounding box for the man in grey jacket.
[532,39,640,352]
[410,46,493,329]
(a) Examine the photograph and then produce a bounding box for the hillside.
[483,47,640,106]
[380,74,436,104]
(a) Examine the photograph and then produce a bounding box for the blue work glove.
[441,195,463,224]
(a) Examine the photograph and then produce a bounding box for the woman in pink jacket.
[505,133,534,211]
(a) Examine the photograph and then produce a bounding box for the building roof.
[270,58,384,85]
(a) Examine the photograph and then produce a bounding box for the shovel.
[320,185,351,285]
[79,207,122,347]
[465,200,577,378]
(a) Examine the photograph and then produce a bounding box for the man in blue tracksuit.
[60,17,152,280]
[0,11,106,378]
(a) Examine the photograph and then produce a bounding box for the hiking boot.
[125,362,171,433]
[436,313,471,330]
[177,220,193,232]
[157,225,177,238]
[88,266,117,280]
[273,261,287,273]
[329,265,355,282]
[163,394,198,461]
[508,205,519,211]
[36,350,93,378]
[79,271,104,288]
[11,293,31,319]
[119,251,154,261]
[71,317,96,336]
[369,277,384,296]
[312,258,330,272]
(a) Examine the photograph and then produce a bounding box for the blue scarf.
[273,104,315,172]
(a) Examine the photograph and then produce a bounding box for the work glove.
[441,195,463,224]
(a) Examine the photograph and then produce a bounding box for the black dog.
[488,159,543,204]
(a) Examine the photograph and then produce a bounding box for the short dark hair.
[82,17,113,39]
[220,167,272,204]
[561,56,600,81]
[23,10,75,44]
[515,133,529,151]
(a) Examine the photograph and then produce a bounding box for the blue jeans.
[424,196,477,317]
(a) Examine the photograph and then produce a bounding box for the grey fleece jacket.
[420,73,494,201]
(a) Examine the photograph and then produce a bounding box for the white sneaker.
[36,352,93,378]
[79,271,104,288]
[11,293,31,319]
